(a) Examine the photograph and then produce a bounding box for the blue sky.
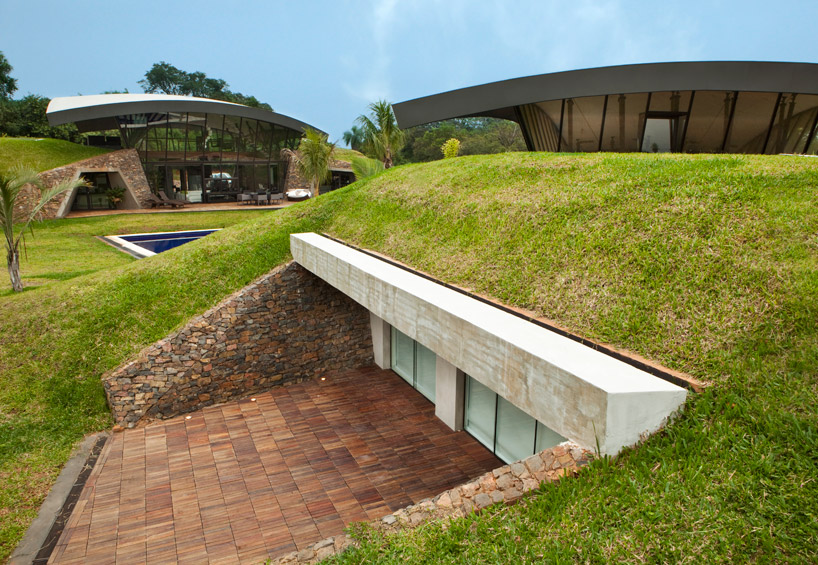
[3,0,818,143]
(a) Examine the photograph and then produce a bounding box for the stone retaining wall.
[104,262,373,426]
[17,149,152,220]
[274,442,593,563]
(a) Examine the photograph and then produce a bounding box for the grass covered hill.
[0,152,816,561]
[0,137,110,174]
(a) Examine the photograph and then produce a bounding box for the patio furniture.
[238,192,254,205]
[255,192,270,205]
[145,193,172,208]
[157,192,187,208]
[269,192,284,204]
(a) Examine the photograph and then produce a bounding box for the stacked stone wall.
[104,262,373,426]
[275,442,593,563]
[281,150,354,193]
[16,149,151,220]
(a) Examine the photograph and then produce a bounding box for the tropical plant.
[342,125,365,152]
[441,138,461,158]
[1,169,87,291]
[106,186,126,208]
[350,155,385,180]
[295,128,335,198]
[355,100,405,168]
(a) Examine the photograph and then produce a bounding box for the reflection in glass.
[600,92,649,152]
[724,92,779,153]
[415,342,437,402]
[767,94,818,154]
[495,396,537,463]
[535,421,566,452]
[465,377,496,450]
[391,328,414,384]
[521,101,562,151]
[561,96,606,152]
[683,91,733,153]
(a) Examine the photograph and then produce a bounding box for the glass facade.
[520,89,818,155]
[115,111,301,202]
[390,328,437,403]
[464,375,565,464]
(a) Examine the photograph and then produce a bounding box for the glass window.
[600,92,649,152]
[495,396,537,463]
[521,101,562,151]
[767,94,818,154]
[391,328,414,384]
[648,91,692,113]
[561,96,606,152]
[535,421,566,452]
[642,118,673,153]
[683,91,734,153]
[724,92,780,154]
[465,377,496,450]
[415,343,437,402]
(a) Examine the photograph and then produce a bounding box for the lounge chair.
[145,193,171,208]
[157,193,187,208]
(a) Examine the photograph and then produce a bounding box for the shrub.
[441,138,460,158]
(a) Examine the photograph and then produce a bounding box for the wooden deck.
[49,366,501,564]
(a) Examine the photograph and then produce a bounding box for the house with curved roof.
[43,94,322,215]
[393,61,818,155]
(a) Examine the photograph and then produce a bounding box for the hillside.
[0,137,110,174]
[0,152,816,561]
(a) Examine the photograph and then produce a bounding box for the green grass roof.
[0,137,110,174]
[0,152,816,561]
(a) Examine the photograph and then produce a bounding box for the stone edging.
[273,442,593,564]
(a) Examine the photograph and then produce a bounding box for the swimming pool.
[104,229,220,258]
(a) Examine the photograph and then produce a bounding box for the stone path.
[49,366,501,564]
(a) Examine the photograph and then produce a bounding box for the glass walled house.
[47,94,320,206]
[393,61,818,155]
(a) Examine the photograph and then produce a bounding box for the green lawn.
[0,138,109,174]
[2,210,277,294]
[0,152,816,562]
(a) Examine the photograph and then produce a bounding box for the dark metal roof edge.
[394,61,818,128]
[47,97,323,135]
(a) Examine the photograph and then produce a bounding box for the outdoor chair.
[157,192,187,208]
[238,192,254,204]
[145,193,171,208]
[255,192,270,205]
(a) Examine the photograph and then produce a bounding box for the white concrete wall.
[291,233,687,455]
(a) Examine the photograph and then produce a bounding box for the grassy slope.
[0,153,816,561]
[0,138,109,174]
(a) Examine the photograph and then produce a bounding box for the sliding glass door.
[390,328,436,403]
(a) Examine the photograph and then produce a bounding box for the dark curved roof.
[47,94,323,134]
[393,61,818,128]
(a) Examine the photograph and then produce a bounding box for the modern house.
[43,94,330,215]
[393,61,818,155]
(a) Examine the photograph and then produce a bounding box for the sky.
[3,0,818,143]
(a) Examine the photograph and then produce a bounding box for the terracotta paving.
[49,366,501,564]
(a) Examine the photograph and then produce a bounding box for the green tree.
[356,100,405,168]
[295,129,335,198]
[139,62,272,110]
[0,51,17,100]
[342,125,365,151]
[1,169,87,291]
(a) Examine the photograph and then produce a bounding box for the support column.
[369,312,391,370]
[435,357,465,431]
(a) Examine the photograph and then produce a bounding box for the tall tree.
[295,129,335,198]
[0,51,17,100]
[139,62,272,110]
[342,125,365,151]
[1,169,87,291]
[355,100,405,169]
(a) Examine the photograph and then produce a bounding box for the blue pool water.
[105,229,220,257]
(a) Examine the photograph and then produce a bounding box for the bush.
[441,138,460,158]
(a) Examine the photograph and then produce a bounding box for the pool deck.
[66,201,295,218]
[48,366,501,564]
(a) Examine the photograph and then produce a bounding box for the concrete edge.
[9,432,110,565]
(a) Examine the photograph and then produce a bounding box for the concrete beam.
[435,357,465,431]
[291,233,687,455]
[369,312,391,370]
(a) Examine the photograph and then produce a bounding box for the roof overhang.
[393,61,818,128]
[47,93,323,134]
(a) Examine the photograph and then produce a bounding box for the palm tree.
[1,169,87,291]
[296,128,335,198]
[355,100,405,169]
[342,125,365,152]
